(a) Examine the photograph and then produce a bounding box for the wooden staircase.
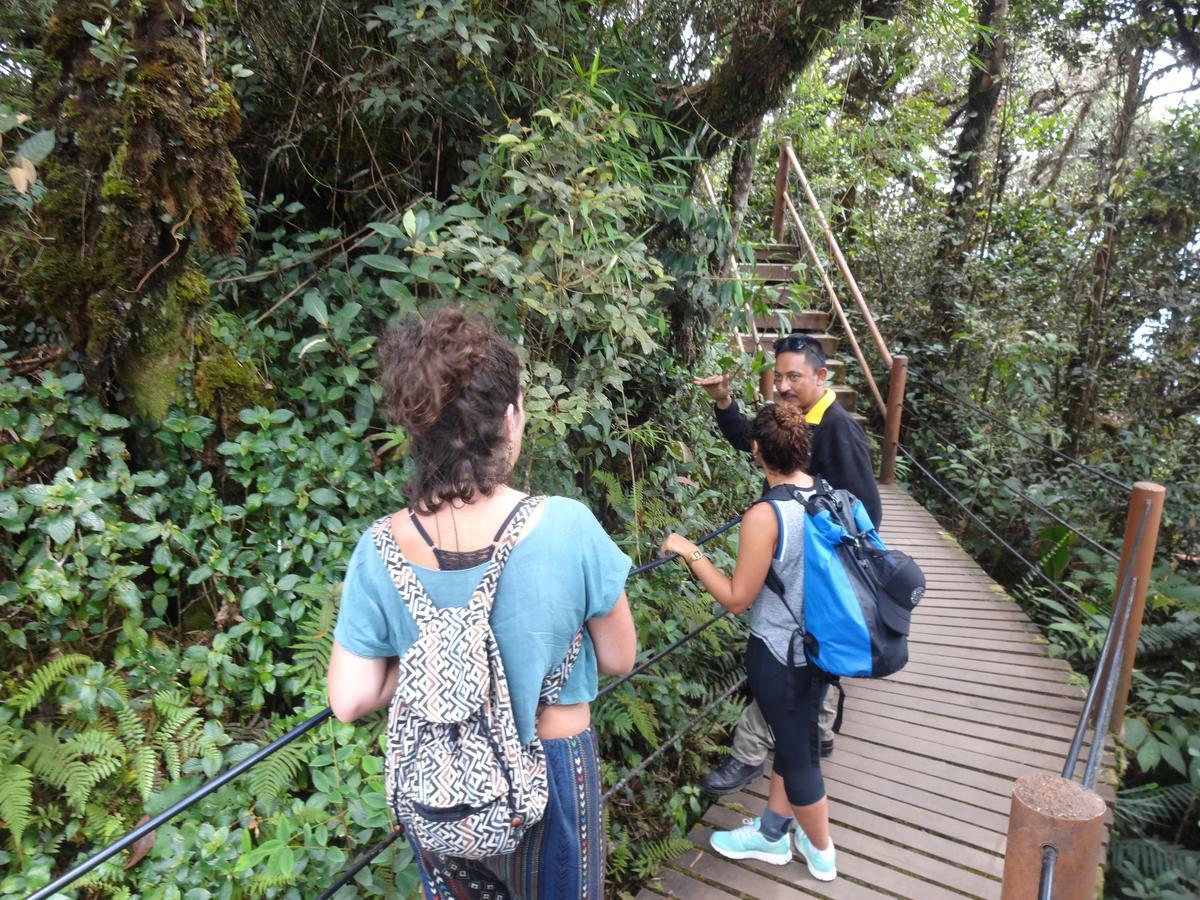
[738,243,864,425]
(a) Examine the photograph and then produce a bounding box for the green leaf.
[265,488,297,506]
[308,487,338,507]
[301,290,328,326]
[243,586,268,609]
[402,209,417,237]
[1161,743,1187,776]
[15,129,55,165]
[1137,738,1162,772]
[368,221,407,239]
[1123,717,1148,749]
[362,254,409,273]
[46,516,75,544]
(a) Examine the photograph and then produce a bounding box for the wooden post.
[879,355,908,484]
[1000,773,1107,900]
[771,139,791,243]
[1105,482,1166,735]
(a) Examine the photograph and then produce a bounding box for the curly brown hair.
[752,402,812,474]
[377,308,520,513]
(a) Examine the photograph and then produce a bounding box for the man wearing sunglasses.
[692,331,883,795]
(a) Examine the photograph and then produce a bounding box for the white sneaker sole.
[795,842,837,881]
[709,836,792,866]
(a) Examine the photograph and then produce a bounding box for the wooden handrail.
[771,144,789,242]
[781,191,886,413]
[782,140,894,370]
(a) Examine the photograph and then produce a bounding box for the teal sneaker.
[710,817,792,865]
[794,829,837,881]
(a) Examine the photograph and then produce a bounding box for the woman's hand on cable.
[661,532,698,559]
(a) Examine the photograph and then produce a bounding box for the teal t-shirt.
[333,496,631,745]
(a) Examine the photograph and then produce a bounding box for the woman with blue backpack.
[327,308,637,899]
[661,401,838,882]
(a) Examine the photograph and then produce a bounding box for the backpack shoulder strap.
[538,628,585,708]
[467,495,545,618]
[370,515,439,626]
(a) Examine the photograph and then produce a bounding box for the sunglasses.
[773,334,821,356]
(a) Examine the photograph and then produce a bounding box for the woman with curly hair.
[328,308,636,899]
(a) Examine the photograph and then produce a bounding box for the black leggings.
[746,635,828,807]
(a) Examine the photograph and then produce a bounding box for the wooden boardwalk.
[638,482,1109,899]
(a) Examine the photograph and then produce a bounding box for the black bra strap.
[407,497,529,552]
[407,509,437,548]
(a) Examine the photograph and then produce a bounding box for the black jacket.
[713,393,883,528]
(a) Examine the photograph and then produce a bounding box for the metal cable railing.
[30,515,745,899]
[902,402,1120,563]
[1036,499,1152,894]
[907,368,1133,493]
[896,445,1108,629]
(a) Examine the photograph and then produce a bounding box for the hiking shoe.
[700,757,765,795]
[795,829,837,881]
[710,818,791,866]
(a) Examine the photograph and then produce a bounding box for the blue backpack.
[761,481,925,681]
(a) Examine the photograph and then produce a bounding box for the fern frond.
[0,762,33,847]
[1137,612,1200,656]
[162,740,181,781]
[592,470,626,511]
[25,724,69,786]
[632,837,693,878]
[84,802,128,843]
[67,729,125,760]
[11,654,93,716]
[624,695,658,744]
[291,598,336,686]
[248,740,309,800]
[247,870,299,897]
[152,689,191,715]
[115,704,147,749]
[64,755,122,807]
[1115,783,1199,834]
[155,704,200,742]
[132,745,158,801]
[1111,836,1200,885]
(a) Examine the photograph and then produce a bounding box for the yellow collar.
[805,389,837,425]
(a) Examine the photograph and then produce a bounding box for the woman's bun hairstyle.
[752,402,812,474]
[377,308,520,513]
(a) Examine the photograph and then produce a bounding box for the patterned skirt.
[410,726,605,900]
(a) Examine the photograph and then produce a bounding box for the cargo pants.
[730,693,837,766]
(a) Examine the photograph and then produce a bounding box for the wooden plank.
[846,683,1080,741]
[892,640,1070,671]
[721,789,1006,881]
[835,715,1072,778]
[740,773,1007,855]
[696,820,936,900]
[827,736,1018,801]
[849,678,1081,727]
[900,661,1086,697]
[845,695,1086,757]
[650,864,741,899]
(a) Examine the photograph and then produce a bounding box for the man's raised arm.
[695,373,753,453]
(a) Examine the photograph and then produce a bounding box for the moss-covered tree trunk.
[929,0,1009,346]
[25,0,247,419]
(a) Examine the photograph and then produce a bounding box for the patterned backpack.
[369,496,583,859]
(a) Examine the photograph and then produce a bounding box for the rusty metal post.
[1104,482,1166,735]
[770,139,791,242]
[1000,773,1107,900]
[879,355,908,484]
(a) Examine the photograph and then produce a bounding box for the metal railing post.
[1105,482,1166,735]
[879,355,908,484]
[770,139,791,242]
[1000,773,1106,899]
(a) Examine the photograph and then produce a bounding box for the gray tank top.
[749,485,815,666]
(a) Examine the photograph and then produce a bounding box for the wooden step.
[825,357,847,381]
[751,309,829,332]
[850,411,868,428]
[753,243,801,262]
[739,331,839,358]
[832,384,857,410]
[747,262,797,283]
